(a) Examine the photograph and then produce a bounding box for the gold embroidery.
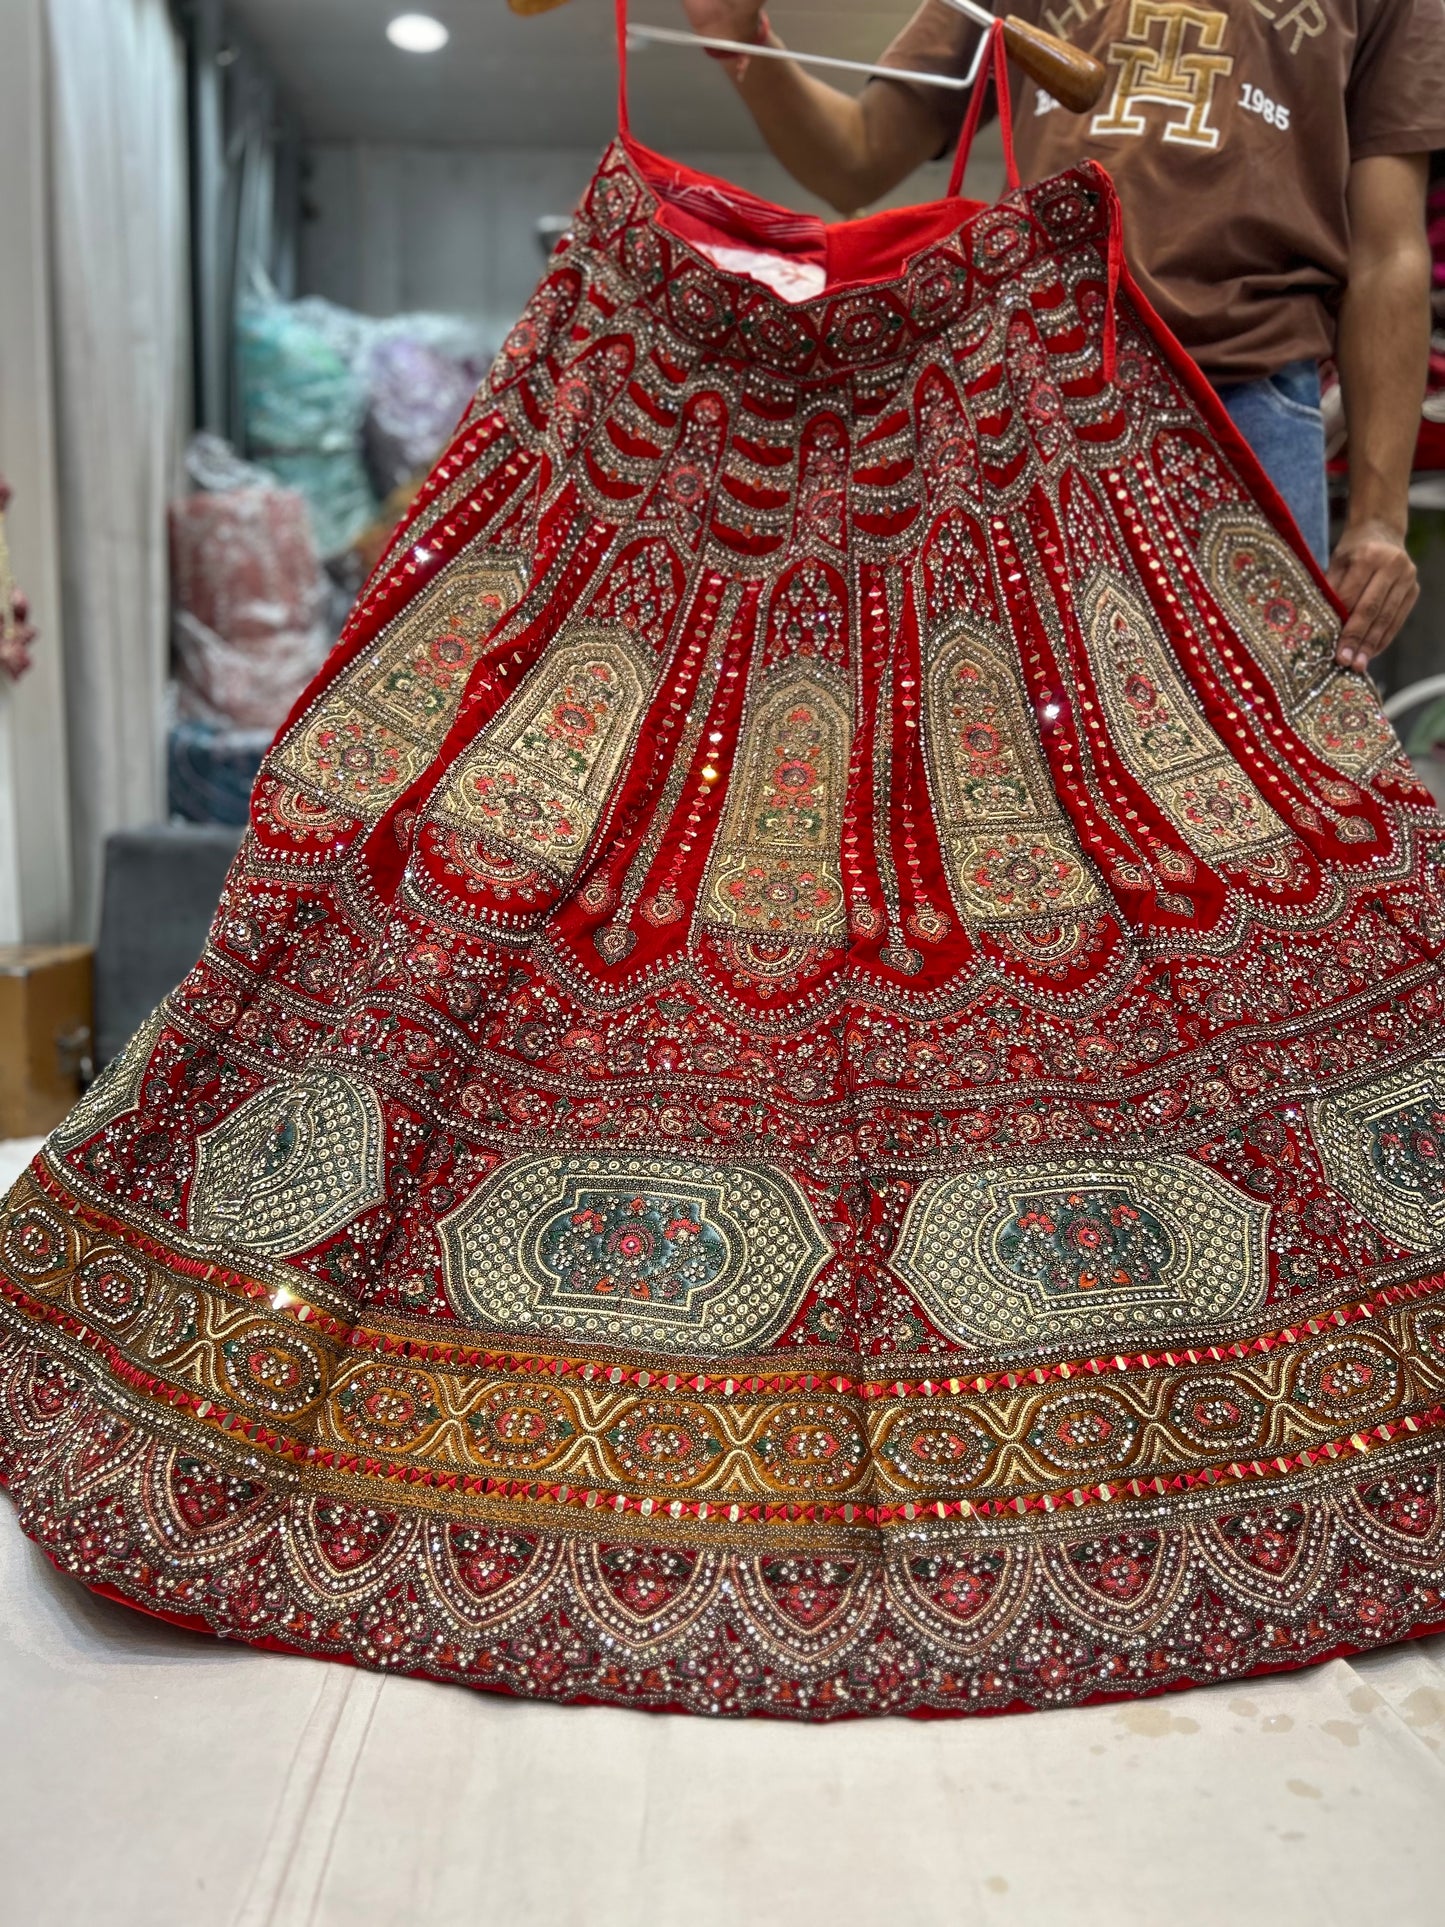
[701,668,849,943]
[1201,511,1398,780]
[189,1071,387,1257]
[923,620,1100,927]
[273,550,524,821]
[1086,571,1287,859]
[893,1152,1270,1351]
[1312,1058,1445,1255]
[49,1009,163,1156]
[1295,677,1399,782]
[6,1163,1440,1509]
[438,1154,832,1354]
[434,626,654,885]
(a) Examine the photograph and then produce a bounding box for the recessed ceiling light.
[387,13,450,54]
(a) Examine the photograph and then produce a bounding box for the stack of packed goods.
[237,298,377,564]
[364,331,482,500]
[171,304,488,826]
[167,435,329,826]
[238,293,487,565]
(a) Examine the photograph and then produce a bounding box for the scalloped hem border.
[8,1475,1445,1724]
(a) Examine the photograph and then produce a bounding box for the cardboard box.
[0,944,94,1139]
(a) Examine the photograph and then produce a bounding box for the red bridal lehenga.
[6,21,1445,1721]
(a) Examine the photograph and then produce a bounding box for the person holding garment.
[682,0,1445,670]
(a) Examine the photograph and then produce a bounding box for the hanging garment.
[4,18,1445,1721]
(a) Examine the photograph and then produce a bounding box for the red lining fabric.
[616,0,1010,299]
[631,138,990,296]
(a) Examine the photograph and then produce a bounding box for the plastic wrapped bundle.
[238,298,376,558]
[363,334,480,498]
[170,483,328,732]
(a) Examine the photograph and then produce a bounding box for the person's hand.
[680,0,766,73]
[1326,516,1419,671]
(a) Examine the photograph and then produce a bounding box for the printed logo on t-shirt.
[1036,0,1327,150]
[1091,1,1234,149]
[1043,0,1325,55]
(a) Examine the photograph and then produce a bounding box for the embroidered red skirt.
[4,127,1445,1719]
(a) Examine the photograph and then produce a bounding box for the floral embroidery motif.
[879,1411,994,1490]
[1086,572,1288,860]
[1200,511,1336,698]
[923,620,1099,927]
[1168,1375,1267,1450]
[1027,1390,1139,1473]
[2,136,1445,1724]
[539,1188,730,1310]
[222,1326,325,1419]
[701,669,849,947]
[438,1156,831,1353]
[189,1072,386,1257]
[74,1251,148,1329]
[49,1008,163,1156]
[436,628,653,885]
[275,553,524,820]
[892,1155,1269,1350]
[605,1399,722,1487]
[336,1365,443,1450]
[1312,1059,1445,1253]
[1292,1338,1400,1425]
[2,1203,70,1282]
[996,1185,1175,1297]
[1200,512,1397,780]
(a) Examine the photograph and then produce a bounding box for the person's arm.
[1327,151,1431,669]
[680,0,949,212]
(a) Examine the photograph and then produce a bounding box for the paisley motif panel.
[1312,1056,1445,1254]
[1085,571,1289,862]
[1199,509,1398,780]
[439,1155,831,1353]
[189,1071,387,1256]
[49,1008,163,1155]
[434,627,654,885]
[892,1154,1270,1350]
[272,551,525,821]
[700,668,849,944]
[922,619,1101,927]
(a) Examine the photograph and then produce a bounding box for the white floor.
[3,1134,1445,1927]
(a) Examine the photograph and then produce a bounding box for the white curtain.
[46,0,188,931]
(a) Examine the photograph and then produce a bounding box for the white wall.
[299,138,1003,342]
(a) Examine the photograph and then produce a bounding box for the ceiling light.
[387,13,450,54]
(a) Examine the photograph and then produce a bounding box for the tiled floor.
[3,1134,1444,1926]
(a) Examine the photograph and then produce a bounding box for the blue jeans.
[1215,358,1330,566]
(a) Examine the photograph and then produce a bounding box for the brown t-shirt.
[879,0,1445,380]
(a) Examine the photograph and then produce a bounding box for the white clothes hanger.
[624,20,989,93]
[622,3,1107,114]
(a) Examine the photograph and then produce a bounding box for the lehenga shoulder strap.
[615,0,631,136]
[947,20,1020,199]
